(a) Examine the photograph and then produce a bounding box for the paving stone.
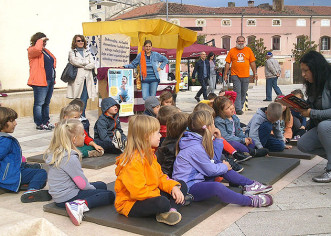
[218,223,245,236]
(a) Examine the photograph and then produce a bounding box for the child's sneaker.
[233,152,252,163]
[243,181,273,195]
[183,194,194,206]
[249,148,269,157]
[88,149,104,158]
[249,194,273,207]
[156,210,182,225]
[112,129,124,150]
[21,189,52,203]
[65,200,89,226]
[226,157,244,173]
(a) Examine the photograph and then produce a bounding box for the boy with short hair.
[246,102,285,152]
[156,105,180,146]
[143,96,160,117]
[0,107,51,203]
[69,98,90,135]
[94,97,126,153]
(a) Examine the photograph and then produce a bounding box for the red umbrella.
[166,43,227,59]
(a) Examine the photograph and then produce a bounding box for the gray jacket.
[246,108,283,149]
[265,57,281,79]
[46,151,95,203]
[309,81,331,126]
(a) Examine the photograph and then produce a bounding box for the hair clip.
[202,125,207,130]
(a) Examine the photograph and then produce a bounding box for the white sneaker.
[65,200,89,226]
[113,129,125,151]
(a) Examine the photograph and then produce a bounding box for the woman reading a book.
[297,51,331,183]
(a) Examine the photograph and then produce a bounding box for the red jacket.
[27,39,56,87]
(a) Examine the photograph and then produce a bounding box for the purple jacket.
[172,131,227,190]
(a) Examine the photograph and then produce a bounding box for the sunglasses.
[76,40,83,43]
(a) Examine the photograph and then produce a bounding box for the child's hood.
[101,97,120,114]
[255,108,268,120]
[178,131,203,150]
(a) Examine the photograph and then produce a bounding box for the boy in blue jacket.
[94,97,127,153]
[0,107,51,203]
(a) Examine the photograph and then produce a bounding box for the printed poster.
[108,68,134,117]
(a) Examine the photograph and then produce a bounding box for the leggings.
[55,181,115,209]
[128,180,188,217]
[228,140,256,153]
[189,170,253,206]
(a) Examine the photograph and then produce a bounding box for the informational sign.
[108,68,134,117]
[101,34,130,68]
[86,35,101,68]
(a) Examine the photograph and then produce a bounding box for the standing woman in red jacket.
[27,32,56,130]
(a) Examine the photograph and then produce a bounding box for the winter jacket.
[215,115,247,144]
[114,150,180,217]
[27,39,56,87]
[46,150,95,203]
[124,51,168,83]
[265,57,281,79]
[67,48,97,100]
[155,137,177,177]
[94,97,126,142]
[246,108,283,149]
[0,133,22,192]
[172,132,227,190]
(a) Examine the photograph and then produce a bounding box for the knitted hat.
[144,96,160,110]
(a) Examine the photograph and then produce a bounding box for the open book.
[278,94,310,109]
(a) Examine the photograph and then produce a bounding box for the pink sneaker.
[243,181,273,195]
[249,194,273,207]
[65,200,89,226]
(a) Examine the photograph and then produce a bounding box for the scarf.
[140,50,147,80]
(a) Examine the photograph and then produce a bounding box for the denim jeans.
[258,121,285,152]
[20,167,47,190]
[196,77,208,100]
[141,81,159,100]
[232,76,249,112]
[55,181,115,209]
[266,77,282,101]
[32,80,54,126]
[80,80,89,117]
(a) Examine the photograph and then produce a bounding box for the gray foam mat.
[43,156,299,235]
[269,146,314,160]
[27,153,118,170]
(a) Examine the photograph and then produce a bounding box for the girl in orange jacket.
[114,115,187,226]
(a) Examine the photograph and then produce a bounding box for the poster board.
[108,68,134,117]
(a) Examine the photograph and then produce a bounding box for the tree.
[291,35,318,63]
[197,34,206,44]
[247,38,269,68]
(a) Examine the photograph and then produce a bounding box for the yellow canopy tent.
[82,19,197,92]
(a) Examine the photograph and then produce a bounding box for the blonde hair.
[118,115,160,166]
[157,105,180,125]
[60,104,81,121]
[44,119,83,167]
[275,96,291,123]
[193,102,216,118]
[178,111,214,159]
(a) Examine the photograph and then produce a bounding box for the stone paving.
[1,84,330,236]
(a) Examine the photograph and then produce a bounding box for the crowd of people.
[0,35,330,228]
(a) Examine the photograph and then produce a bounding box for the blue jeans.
[141,81,159,100]
[258,121,285,152]
[20,166,47,190]
[32,80,54,126]
[55,181,115,209]
[196,77,208,100]
[232,76,249,112]
[266,77,282,101]
[80,80,89,117]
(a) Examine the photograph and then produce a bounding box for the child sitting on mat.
[213,96,269,157]
[157,105,180,146]
[0,107,51,203]
[115,115,187,226]
[45,119,115,226]
[275,95,293,148]
[289,89,307,139]
[61,104,104,158]
[69,98,90,135]
[160,91,175,106]
[143,96,161,117]
[246,102,286,152]
[172,111,273,208]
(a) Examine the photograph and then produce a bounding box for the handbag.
[60,62,77,83]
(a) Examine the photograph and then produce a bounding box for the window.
[221,19,231,26]
[296,19,306,27]
[247,35,256,46]
[272,36,281,50]
[222,36,231,51]
[297,36,305,50]
[321,19,330,27]
[272,19,281,26]
[247,19,256,26]
[170,19,180,25]
[321,36,330,50]
[196,19,206,27]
